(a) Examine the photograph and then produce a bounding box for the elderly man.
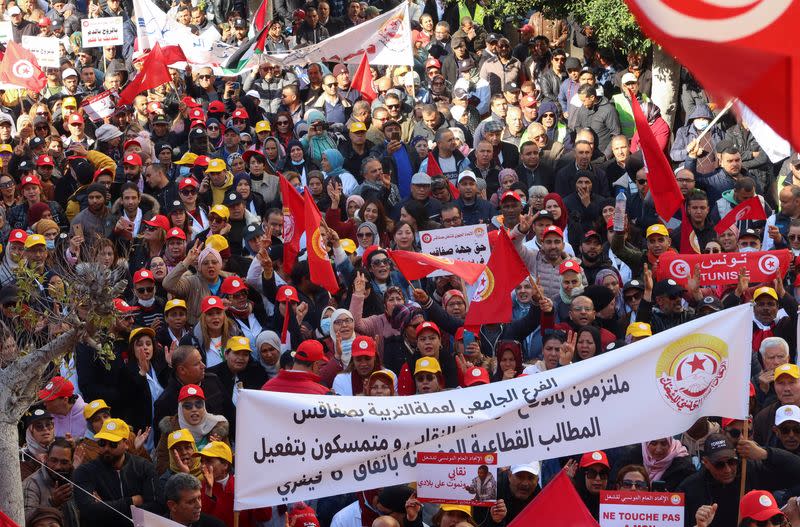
[753,337,791,409]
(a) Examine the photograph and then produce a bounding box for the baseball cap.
[167,227,186,240]
[201,296,225,313]
[542,225,564,238]
[129,327,155,343]
[123,153,142,166]
[24,234,46,249]
[457,170,477,183]
[699,296,723,312]
[255,120,271,133]
[414,357,441,375]
[565,57,581,70]
[143,214,170,231]
[36,155,54,167]
[440,505,472,516]
[8,229,27,244]
[226,336,251,352]
[223,191,244,206]
[61,68,78,79]
[83,399,110,420]
[178,384,205,401]
[113,298,139,313]
[21,174,41,187]
[276,285,299,303]
[626,322,652,338]
[196,441,233,463]
[38,376,74,401]
[178,177,199,190]
[520,95,537,108]
[294,340,328,362]
[220,276,247,295]
[164,299,187,313]
[653,279,684,298]
[501,190,521,203]
[463,366,490,387]
[351,336,377,357]
[205,158,227,173]
[6,5,21,15]
[167,428,195,449]
[702,433,736,462]
[416,321,440,338]
[579,450,609,469]
[510,462,541,476]
[558,259,581,275]
[775,405,800,427]
[646,224,669,237]
[205,234,229,252]
[411,173,432,185]
[94,418,130,442]
[775,363,800,381]
[740,490,782,522]
[504,81,520,93]
[753,286,778,301]
[209,204,230,220]
[333,63,348,76]
[208,100,226,114]
[621,72,638,85]
[133,269,155,283]
[486,33,501,43]
[739,228,759,240]
[484,119,504,133]
[175,153,198,166]
[425,57,441,69]
[349,122,367,133]
[232,108,249,120]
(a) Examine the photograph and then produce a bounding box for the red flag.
[117,43,185,106]
[679,206,696,254]
[251,0,269,51]
[658,250,791,287]
[279,174,304,274]
[624,1,800,150]
[508,470,599,527]
[303,190,339,294]
[464,229,529,327]
[714,195,767,235]
[425,152,459,198]
[0,509,20,527]
[0,41,45,92]
[629,88,683,220]
[351,52,377,103]
[388,250,486,284]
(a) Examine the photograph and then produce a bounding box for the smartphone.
[231,82,240,90]
[73,223,83,238]
[390,130,401,142]
[462,330,475,348]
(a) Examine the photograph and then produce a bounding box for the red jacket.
[201,475,271,527]
[261,370,332,394]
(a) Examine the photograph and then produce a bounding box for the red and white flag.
[0,41,45,92]
[350,52,377,102]
[714,195,767,235]
[303,190,339,294]
[388,250,486,284]
[278,174,304,274]
[508,470,600,527]
[117,43,185,105]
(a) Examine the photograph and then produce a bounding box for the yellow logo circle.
[655,334,729,412]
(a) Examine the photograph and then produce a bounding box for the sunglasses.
[144,225,159,232]
[371,258,390,266]
[181,400,205,410]
[585,469,609,479]
[35,125,49,130]
[752,515,785,527]
[703,247,722,254]
[36,111,49,116]
[711,458,738,470]
[33,420,54,431]
[542,113,555,118]
[136,286,154,294]
[789,234,800,241]
[619,479,648,490]
[636,179,647,184]
[415,373,437,382]
[779,425,800,435]
[277,120,290,125]
[386,104,400,110]
[97,439,120,448]
[198,75,213,80]
[233,119,247,123]
[553,57,566,62]
[210,216,226,223]
[0,181,14,189]
[207,125,219,130]
[624,292,642,301]
[325,83,336,87]
[357,232,374,238]
[180,188,197,195]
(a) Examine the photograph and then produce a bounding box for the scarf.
[177,407,227,446]
[228,300,253,319]
[168,437,202,477]
[25,427,49,458]
[255,330,281,376]
[641,438,688,482]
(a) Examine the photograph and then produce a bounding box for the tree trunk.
[650,45,681,130]
[0,419,24,525]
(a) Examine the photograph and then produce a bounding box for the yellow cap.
[62,96,77,109]
[24,234,46,249]
[0,144,12,154]
[174,152,198,165]
[646,224,669,238]
[626,322,652,338]
[205,233,229,251]
[209,205,230,220]
[226,336,250,352]
[83,399,110,420]
[129,326,155,343]
[753,286,778,301]
[165,298,187,313]
[349,121,367,133]
[440,504,472,517]
[195,441,233,463]
[775,363,800,381]
[205,158,227,173]
[94,418,130,442]
[340,238,356,253]
[255,120,271,133]
[414,357,441,375]
[167,428,196,449]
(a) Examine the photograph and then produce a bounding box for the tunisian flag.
[303,190,339,294]
[630,88,683,221]
[388,250,486,284]
[117,43,186,105]
[714,195,767,235]
[279,174,304,274]
[624,1,800,149]
[509,470,599,527]
[350,52,377,103]
[464,229,529,327]
[0,41,45,92]
[425,152,459,198]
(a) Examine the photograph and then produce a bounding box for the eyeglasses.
[277,120,290,125]
[207,125,219,130]
[233,119,247,124]
[624,292,642,302]
[180,188,197,196]
[325,83,336,87]
[36,111,49,116]
[144,225,159,232]
[386,104,400,110]
[242,140,253,146]
[676,178,694,183]
[33,420,54,431]
[415,373,437,382]
[357,232,374,238]
[198,75,213,80]
[181,400,205,410]
[571,306,593,312]
[210,216,226,223]
[711,458,738,470]
[636,179,647,185]
[619,479,648,490]
[333,318,354,326]
[97,439,120,448]
[703,247,722,254]
[371,258,390,267]
[136,286,154,294]
[752,514,786,527]
[35,125,49,130]
[585,469,609,480]
[553,57,566,62]
[0,181,14,189]
[779,424,800,435]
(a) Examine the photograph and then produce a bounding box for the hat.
[276,285,299,303]
[451,36,467,49]
[123,153,142,166]
[95,124,123,143]
[294,340,327,362]
[753,286,778,301]
[411,173,431,185]
[221,276,247,295]
[558,259,581,275]
[623,279,644,291]
[205,158,227,173]
[179,384,205,401]
[739,228,759,239]
[38,376,74,401]
[165,299,187,313]
[143,214,170,231]
[244,223,265,243]
[24,234,46,249]
[775,404,800,426]
[205,234,229,252]
[201,295,225,313]
[464,366,490,387]
[61,67,78,79]
[484,119,504,133]
[233,17,247,28]
[653,279,684,297]
[209,205,230,220]
[167,428,195,449]
[194,155,210,167]
[7,5,21,15]
[584,285,615,311]
[775,363,800,380]
[129,327,155,343]
[486,33,501,43]
[501,190,522,203]
[196,441,233,463]
[349,121,367,133]
[646,224,669,237]
[621,72,638,85]
[223,191,244,206]
[425,57,441,69]
[207,100,225,114]
[442,290,465,310]
[25,507,63,527]
[352,336,377,357]
[167,227,186,240]
[153,114,170,125]
[175,153,198,166]
[457,170,477,183]
[287,503,320,527]
[452,87,469,100]
[94,418,130,442]
[626,322,652,337]
[340,238,356,253]
[521,95,537,108]
[83,399,110,419]
[226,336,251,352]
[565,57,581,70]
[700,296,723,312]
[504,81,520,93]
[178,177,199,190]
[24,407,52,429]
[740,490,782,522]
[113,298,139,313]
[8,229,26,244]
[333,63,349,76]
[255,120,271,133]
[21,174,41,187]
[414,357,441,375]
[542,225,563,238]
[232,108,249,120]
[579,450,609,469]
[416,321,440,338]
[534,210,555,223]
[0,144,11,154]
[440,505,472,517]
[702,433,736,462]
[582,230,602,242]
[133,269,155,283]
[18,160,35,173]
[510,462,541,476]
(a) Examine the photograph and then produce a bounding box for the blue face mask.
[45,239,55,250]
[340,338,353,356]
[320,317,332,336]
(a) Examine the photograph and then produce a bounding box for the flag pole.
[695,98,735,145]
[737,417,750,524]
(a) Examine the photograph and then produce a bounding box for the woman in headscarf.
[273,111,297,149]
[233,173,266,218]
[319,308,359,386]
[279,139,317,185]
[325,192,363,241]
[321,149,358,196]
[595,268,626,319]
[228,153,246,177]
[573,325,603,362]
[355,221,379,256]
[262,136,285,177]
[307,171,330,210]
[490,340,524,382]
[20,409,55,480]
[429,74,451,104]
[615,438,693,492]
[206,118,224,150]
[163,244,226,325]
[301,110,338,166]
[490,168,520,207]
[254,330,281,381]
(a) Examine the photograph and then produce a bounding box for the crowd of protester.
[2,0,799,526]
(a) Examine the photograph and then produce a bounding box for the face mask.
[693,119,709,131]
[45,240,55,250]
[138,297,156,307]
[320,317,332,336]
[291,158,303,165]
[519,199,527,209]
[739,246,757,253]
[340,337,354,368]
[569,285,585,298]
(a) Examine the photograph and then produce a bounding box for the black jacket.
[612,445,695,491]
[152,372,231,445]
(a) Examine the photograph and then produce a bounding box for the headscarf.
[177,400,227,445]
[255,330,281,376]
[346,195,365,215]
[323,149,345,178]
[331,308,355,367]
[35,219,59,235]
[594,268,625,318]
[543,193,568,229]
[232,172,251,191]
[263,136,286,174]
[25,426,49,458]
[390,303,422,331]
[573,325,602,362]
[27,202,50,227]
[356,221,379,252]
[641,437,689,482]
[168,432,202,476]
[198,246,221,266]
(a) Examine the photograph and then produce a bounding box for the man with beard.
[479,37,522,95]
[552,295,617,348]
[512,212,567,300]
[489,463,540,525]
[772,405,800,455]
[70,183,113,245]
[578,230,611,283]
[24,438,79,527]
[72,418,159,526]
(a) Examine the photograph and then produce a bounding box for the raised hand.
[559,330,576,366]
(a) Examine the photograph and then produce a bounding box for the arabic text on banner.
[656,250,791,287]
[416,452,498,506]
[233,305,752,510]
[419,225,490,277]
[80,17,124,48]
[20,35,60,69]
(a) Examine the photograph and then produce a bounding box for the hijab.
[536,100,561,141]
[323,148,345,178]
[264,137,286,175]
[255,330,281,377]
[641,438,689,482]
[594,268,625,318]
[543,192,568,229]
[177,400,227,445]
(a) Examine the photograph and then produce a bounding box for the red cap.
[36,154,54,167]
[520,95,537,108]
[181,96,200,108]
[194,155,210,167]
[9,229,27,244]
[519,23,534,33]
[559,259,581,275]
[232,108,249,120]
[454,327,465,341]
[287,503,319,527]
[178,384,205,401]
[361,245,385,267]
[123,153,142,166]
[294,340,327,362]
[416,321,440,338]
[220,276,247,295]
[93,167,114,181]
[501,190,521,203]
[351,336,377,357]
[425,57,441,69]
[38,376,74,401]
[143,214,170,231]
[38,16,51,26]
[721,418,738,428]
[739,490,782,521]
[189,108,205,121]
[113,298,140,313]
[146,101,163,114]
[166,227,186,240]
[201,295,225,313]
[276,285,299,303]
[208,100,226,113]
[464,366,490,387]
[67,113,84,125]
[20,174,41,187]
[579,451,610,469]
[179,177,199,190]
[542,225,564,238]
[123,138,141,151]
[133,269,155,283]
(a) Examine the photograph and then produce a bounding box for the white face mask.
[137,297,156,307]
[693,119,709,131]
[739,246,757,253]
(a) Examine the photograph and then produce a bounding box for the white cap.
[621,72,637,85]
[403,71,420,86]
[7,6,21,15]
[510,462,540,476]
[775,404,800,426]
[62,68,78,79]
[245,89,260,99]
[457,170,477,183]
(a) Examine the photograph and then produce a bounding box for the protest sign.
[0,21,12,43]
[81,17,123,48]
[657,250,791,287]
[21,36,60,68]
[132,505,183,526]
[80,91,116,121]
[599,492,684,527]
[419,225,490,277]
[416,452,498,506]
[234,305,752,510]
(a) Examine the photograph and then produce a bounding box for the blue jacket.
[455,197,495,225]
